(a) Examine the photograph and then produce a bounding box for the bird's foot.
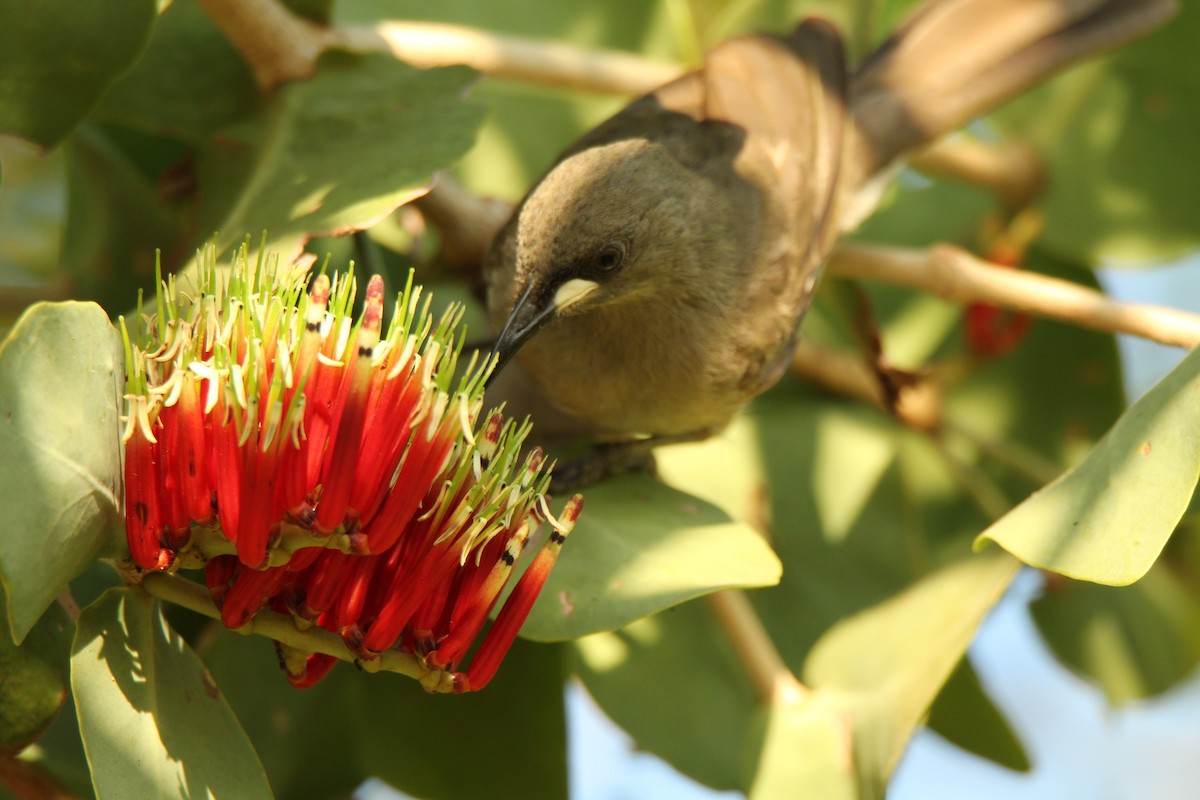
[549,429,714,492]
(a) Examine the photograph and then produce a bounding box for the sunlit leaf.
[978,344,1200,585]
[804,552,1020,798]
[0,0,155,147]
[0,303,122,644]
[71,588,272,800]
[745,695,857,800]
[193,52,486,260]
[522,474,782,641]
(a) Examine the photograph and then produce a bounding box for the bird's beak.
[488,278,599,382]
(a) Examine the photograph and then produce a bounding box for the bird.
[482,0,1175,474]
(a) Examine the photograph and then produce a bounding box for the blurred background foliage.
[1,0,1199,798]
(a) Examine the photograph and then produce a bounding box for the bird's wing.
[699,20,849,269]
[683,21,850,395]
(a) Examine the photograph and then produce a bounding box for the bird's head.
[489,138,711,377]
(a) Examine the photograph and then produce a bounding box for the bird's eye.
[595,243,626,273]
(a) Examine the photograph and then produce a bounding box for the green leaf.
[1032,563,1200,705]
[0,598,73,752]
[334,0,669,198]
[61,126,180,312]
[574,600,756,792]
[0,0,156,148]
[925,657,1030,772]
[359,639,568,800]
[745,696,856,800]
[977,344,1200,585]
[577,555,1018,797]
[993,4,1200,264]
[804,552,1020,798]
[194,52,486,260]
[604,229,1119,789]
[71,588,272,800]
[0,302,122,644]
[10,688,95,799]
[521,474,782,641]
[285,0,334,22]
[94,0,261,142]
[202,632,360,800]
[206,628,567,800]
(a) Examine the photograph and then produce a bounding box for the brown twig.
[197,0,682,95]
[0,756,78,800]
[706,590,807,705]
[333,22,682,95]
[909,136,1045,210]
[789,340,942,431]
[828,243,1200,349]
[195,0,335,89]
[411,174,514,281]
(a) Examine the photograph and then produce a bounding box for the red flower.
[120,244,579,691]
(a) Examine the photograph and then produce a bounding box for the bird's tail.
[844,0,1175,199]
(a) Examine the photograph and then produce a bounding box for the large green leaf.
[71,588,272,800]
[611,165,1121,788]
[0,597,72,752]
[925,657,1029,772]
[206,627,567,800]
[994,3,1200,264]
[574,600,756,792]
[745,695,857,800]
[94,0,262,143]
[61,126,180,312]
[359,639,567,800]
[0,0,156,147]
[804,552,1020,798]
[1032,563,1200,705]
[0,303,122,644]
[334,0,668,199]
[522,474,782,641]
[8,689,95,799]
[193,52,486,260]
[978,343,1200,585]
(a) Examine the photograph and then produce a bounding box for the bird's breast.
[515,298,745,438]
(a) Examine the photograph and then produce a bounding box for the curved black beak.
[487,282,558,385]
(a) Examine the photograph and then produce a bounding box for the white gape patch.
[553,278,599,312]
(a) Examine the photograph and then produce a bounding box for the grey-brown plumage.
[485,0,1175,442]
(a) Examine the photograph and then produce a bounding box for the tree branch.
[195,0,335,90]
[333,22,681,95]
[789,340,942,431]
[706,590,807,705]
[0,756,78,800]
[909,136,1045,210]
[197,0,681,94]
[828,243,1200,349]
[194,0,1200,355]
